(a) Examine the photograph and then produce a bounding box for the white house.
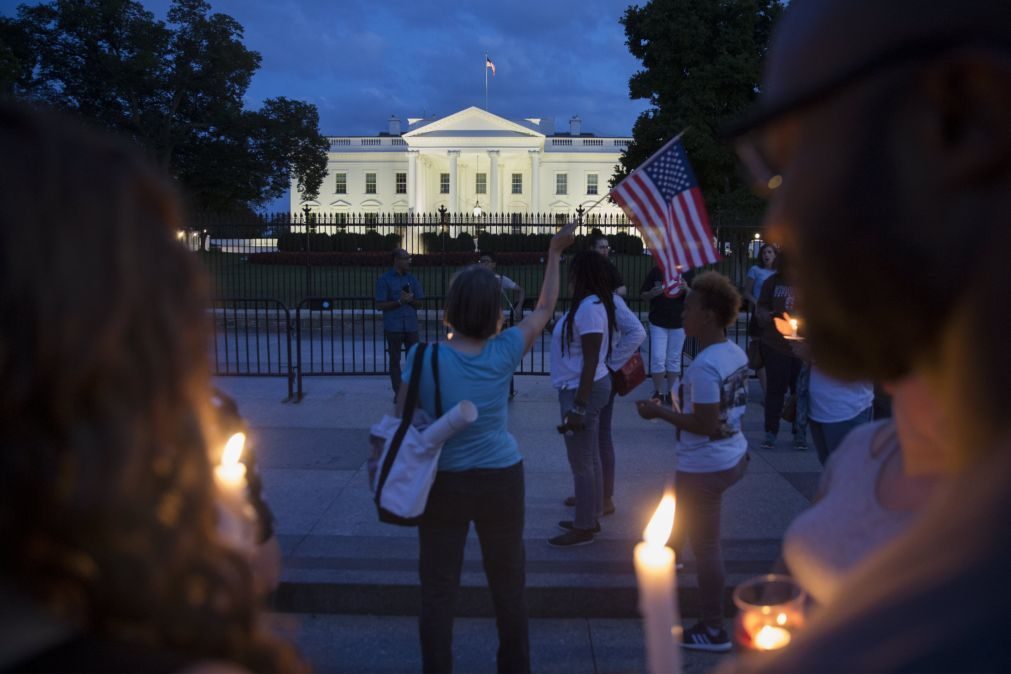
[291,106,631,220]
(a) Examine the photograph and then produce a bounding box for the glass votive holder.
[733,574,806,651]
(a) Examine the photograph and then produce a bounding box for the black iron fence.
[194,212,762,397]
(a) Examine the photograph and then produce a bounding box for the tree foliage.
[2,0,327,211]
[616,0,783,219]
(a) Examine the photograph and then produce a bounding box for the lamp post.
[575,204,585,225]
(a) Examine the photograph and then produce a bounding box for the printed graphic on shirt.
[715,365,750,439]
[772,284,796,313]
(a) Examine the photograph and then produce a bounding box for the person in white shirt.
[478,252,525,324]
[806,365,874,464]
[636,271,750,652]
[549,252,618,547]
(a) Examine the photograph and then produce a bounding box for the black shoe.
[602,498,616,516]
[682,622,732,652]
[662,393,673,406]
[563,495,576,507]
[558,520,601,534]
[548,528,594,547]
[650,390,663,403]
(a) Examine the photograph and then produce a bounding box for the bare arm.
[635,399,722,437]
[517,221,577,350]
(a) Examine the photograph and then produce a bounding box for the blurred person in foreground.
[726,0,1011,671]
[0,103,303,673]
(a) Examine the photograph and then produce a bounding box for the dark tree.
[4,0,327,211]
[616,0,783,219]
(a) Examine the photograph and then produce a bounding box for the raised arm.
[517,221,577,350]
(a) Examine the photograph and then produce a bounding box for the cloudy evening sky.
[1,0,650,136]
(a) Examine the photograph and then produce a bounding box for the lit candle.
[754,625,791,650]
[788,318,798,338]
[633,492,681,674]
[214,432,254,547]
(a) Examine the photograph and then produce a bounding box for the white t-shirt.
[607,294,647,370]
[497,274,519,292]
[746,265,776,301]
[808,367,875,423]
[675,340,749,473]
[550,295,610,389]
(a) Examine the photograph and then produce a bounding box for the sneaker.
[558,520,601,534]
[602,498,616,516]
[650,390,663,404]
[681,622,732,652]
[563,495,576,507]
[662,393,673,406]
[761,432,776,449]
[793,434,808,450]
[548,528,594,547]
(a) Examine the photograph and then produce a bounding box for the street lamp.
[473,201,483,217]
[575,204,585,225]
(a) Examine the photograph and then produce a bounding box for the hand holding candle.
[774,312,803,341]
[634,490,681,674]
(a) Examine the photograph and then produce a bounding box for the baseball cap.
[726,0,1011,137]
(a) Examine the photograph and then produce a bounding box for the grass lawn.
[198,250,664,311]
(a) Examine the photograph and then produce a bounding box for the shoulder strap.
[432,342,443,418]
[376,343,427,498]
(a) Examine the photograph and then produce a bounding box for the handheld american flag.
[610,136,719,295]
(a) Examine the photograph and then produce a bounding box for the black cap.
[726,0,1011,137]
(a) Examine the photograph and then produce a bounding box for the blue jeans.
[672,454,749,628]
[809,407,873,465]
[598,386,618,501]
[559,376,612,529]
[418,462,529,674]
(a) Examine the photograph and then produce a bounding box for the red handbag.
[612,351,646,396]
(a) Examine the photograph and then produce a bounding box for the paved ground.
[216,372,823,673]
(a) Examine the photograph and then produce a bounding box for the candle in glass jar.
[633,492,681,674]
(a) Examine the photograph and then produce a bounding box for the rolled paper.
[420,400,478,447]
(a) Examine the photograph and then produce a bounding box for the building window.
[586,174,598,195]
[556,173,567,195]
[365,172,377,194]
[440,173,450,194]
[364,212,378,226]
[511,173,523,194]
[334,172,347,194]
[476,172,487,194]
[395,172,407,194]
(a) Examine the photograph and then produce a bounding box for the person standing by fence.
[376,248,425,399]
[640,264,694,405]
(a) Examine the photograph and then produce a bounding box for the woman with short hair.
[401,222,576,674]
[636,271,750,653]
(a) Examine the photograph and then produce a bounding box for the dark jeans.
[809,407,873,465]
[762,344,801,435]
[671,454,749,628]
[386,330,419,394]
[419,462,529,674]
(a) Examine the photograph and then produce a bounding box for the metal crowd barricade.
[210,299,294,400]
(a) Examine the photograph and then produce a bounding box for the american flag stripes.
[610,136,720,293]
[485,57,496,76]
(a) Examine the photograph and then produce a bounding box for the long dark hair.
[0,103,304,671]
[562,251,616,359]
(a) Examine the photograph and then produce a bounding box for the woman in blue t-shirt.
[400,222,576,674]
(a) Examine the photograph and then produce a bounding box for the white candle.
[633,492,681,674]
[214,432,254,547]
[788,318,799,339]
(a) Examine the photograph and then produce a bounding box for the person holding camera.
[375,248,425,398]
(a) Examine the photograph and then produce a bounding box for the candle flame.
[643,492,676,547]
[776,612,787,626]
[754,625,791,650]
[774,312,800,337]
[222,432,245,467]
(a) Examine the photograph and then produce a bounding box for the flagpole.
[484,53,488,110]
[584,126,690,217]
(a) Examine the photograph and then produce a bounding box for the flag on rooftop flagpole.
[485,57,496,76]
[610,134,720,294]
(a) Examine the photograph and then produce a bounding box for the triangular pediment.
[404,106,544,139]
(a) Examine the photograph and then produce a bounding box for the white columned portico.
[448,150,460,214]
[488,150,500,214]
[529,149,541,215]
[407,149,418,213]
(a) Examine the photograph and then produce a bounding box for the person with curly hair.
[549,251,618,547]
[636,271,750,652]
[0,103,304,673]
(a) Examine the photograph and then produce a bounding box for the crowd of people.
[6,0,1008,671]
